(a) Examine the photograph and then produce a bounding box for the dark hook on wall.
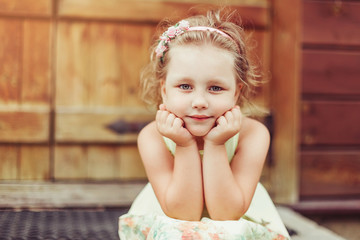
[106,119,150,134]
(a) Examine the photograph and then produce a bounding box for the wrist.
[176,139,197,148]
[203,140,226,149]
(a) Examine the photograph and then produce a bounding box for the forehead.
[166,44,236,83]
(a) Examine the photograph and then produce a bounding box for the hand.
[156,104,195,147]
[204,106,242,146]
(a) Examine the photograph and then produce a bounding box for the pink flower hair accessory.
[155,20,190,60]
[155,20,233,62]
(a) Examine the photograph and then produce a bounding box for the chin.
[187,127,212,137]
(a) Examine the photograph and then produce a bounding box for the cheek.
[212,97,236,113]
[162,95,187,116]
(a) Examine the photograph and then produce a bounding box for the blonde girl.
[119,9,290,240]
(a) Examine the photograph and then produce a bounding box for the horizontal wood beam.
[0,0,53,17]
[0,182,146,209]
[290,199,360,215]
[58,0,269,28]
[0,111,50,143]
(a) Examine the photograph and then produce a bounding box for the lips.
[189,115,211,121]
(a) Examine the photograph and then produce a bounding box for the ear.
[234,83,243,102]
[160,79,166,100]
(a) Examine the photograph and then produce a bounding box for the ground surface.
[0,207,358,240]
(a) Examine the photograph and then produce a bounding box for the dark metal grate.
[0,208,128,240]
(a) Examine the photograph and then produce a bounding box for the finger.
[224,110,234,123]
[232,106,242,121]
[217,116,227,126]
[159,104,166,110]
[156,109,163,123]
[166,113,176,127]
[173,117,184,129]
[156,109,167,125]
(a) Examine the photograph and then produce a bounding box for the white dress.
[119,134,290,239]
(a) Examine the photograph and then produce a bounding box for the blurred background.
[0,0,359,239]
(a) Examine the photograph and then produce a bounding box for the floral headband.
[155,20,233,62]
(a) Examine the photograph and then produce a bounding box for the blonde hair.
[140,9,264,116]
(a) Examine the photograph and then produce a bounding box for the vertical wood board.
[22,20,52,105]
[0,146,18,180]
[0,19,22,104]
[120,24,156,107]
[54,145,87,179]
[56,22,155,107]
[19,146,50,180]
[56,21,94,106]
[87,146,117,179]
[116,145,147,180]
[270,0,301,203]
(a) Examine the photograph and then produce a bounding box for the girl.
[119,9,290,240]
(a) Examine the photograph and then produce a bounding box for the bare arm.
[138,113,203,220]
[202,108,270,220]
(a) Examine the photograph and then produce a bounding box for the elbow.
[163,200,203,221]
[167,212,202,221]
[164,209,202,221]
[209,210,245,221]
[208,199,248,221]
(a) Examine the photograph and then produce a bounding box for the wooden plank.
[56,22,154,107]
[116,145,147,180]
[87,146,117,180]
[0,111,49,143]
[247,30,271,110]
[301,101,360,145]
[300,151,360,197]
[56,21,93,106]
[120,24,156,107]
[19,146,50,180]
[302,50,360,95]
[0,19,22,104]
[22,20,52,105]
[270,0,301,203]
[0,0,52,17]
[292,199,360,215]
[0,182,146,208]
[303,1,360,46]
[0,146,18,180]
[87,22,124,107]
[54,145,87,179]
[55,111,153,143]
[58,0,269,27]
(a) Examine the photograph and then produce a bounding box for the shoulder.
[138,121,158,142]
[231,117,270,175]
[138,121,163,149]
[137,121,171,161]
[237,116,270,148]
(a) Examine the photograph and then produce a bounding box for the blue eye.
[179,84,192,90]
[209,86,223,91]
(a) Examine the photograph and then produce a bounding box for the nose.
[191,92,208,109]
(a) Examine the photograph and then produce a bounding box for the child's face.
[161,44,241,137]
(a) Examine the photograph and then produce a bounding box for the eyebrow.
[207,79,231,87]
[169,75,230,87]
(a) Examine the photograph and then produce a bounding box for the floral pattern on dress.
[119,214,290,240]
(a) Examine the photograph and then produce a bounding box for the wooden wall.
[0,0,276,188]
[300,0,360,200]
